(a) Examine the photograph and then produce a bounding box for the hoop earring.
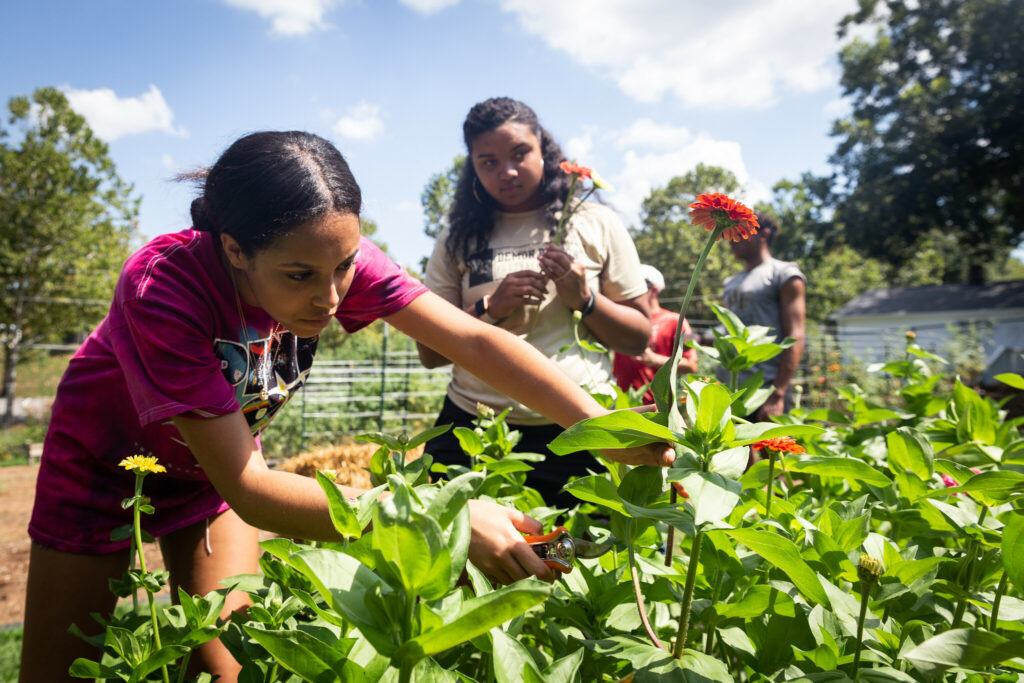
[473,177,485,205]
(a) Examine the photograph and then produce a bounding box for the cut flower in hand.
[552,160,612,244]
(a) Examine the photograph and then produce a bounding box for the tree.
[630,164,742,322]
[0,87,139,424]
[830,0,1024,282]
[419,155,464,273]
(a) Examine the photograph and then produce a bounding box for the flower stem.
[764,450,778,519]
[851,579,871,679]
[665,487,677,567]
[991,571,1009,633]
[672,529,703,658]
[628,522,664,651]
[659,226,724,427]
[132,473,170,683]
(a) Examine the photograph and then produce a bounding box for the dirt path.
[0,443,392,627]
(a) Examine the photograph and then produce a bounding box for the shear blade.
[572,537,614,559]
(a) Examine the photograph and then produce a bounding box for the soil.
[0,442,419,628]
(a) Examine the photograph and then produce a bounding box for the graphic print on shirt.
[214,329,318,435]
[465,240,582,287]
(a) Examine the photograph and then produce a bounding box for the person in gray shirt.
[718,212,806,420]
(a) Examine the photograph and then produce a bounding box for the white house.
[828,280,1024,383]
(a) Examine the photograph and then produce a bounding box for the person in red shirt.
[613,265,698,404]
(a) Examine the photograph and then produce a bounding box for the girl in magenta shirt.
[21,131,673,682]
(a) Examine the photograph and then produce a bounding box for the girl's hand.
[600,442,676,467]
[487,270,548,320]
[467,499,555,585]
[538,243,589,310]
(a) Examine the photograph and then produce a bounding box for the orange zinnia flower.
[751,436,805,454]
[559,160,593,179]
[687,193,759,242]
[828,364,840,372]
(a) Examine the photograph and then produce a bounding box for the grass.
[0,626,21,682]
[12,351,72,398]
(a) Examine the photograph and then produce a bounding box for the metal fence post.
[377,321,389,432]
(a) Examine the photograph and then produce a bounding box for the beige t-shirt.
[424,202,646,424]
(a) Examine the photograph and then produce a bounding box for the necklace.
[231,275,281,402]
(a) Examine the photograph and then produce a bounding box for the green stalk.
[952,506,988,627]
[704,568,724,655]
[764,449,778,519]
[851,580,871,679]
[132,473,170,683]
[665,487,677,567]
[672,529,704,658]
[628,521,665,650]
[174,653,191,683]
[991,571,1009,633]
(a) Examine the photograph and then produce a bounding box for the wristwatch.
[474,295,496,323]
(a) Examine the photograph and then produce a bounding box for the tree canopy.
[830,0,1024,281]
[1,87,139,419]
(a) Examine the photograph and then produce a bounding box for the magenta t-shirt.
[30,228,426,552]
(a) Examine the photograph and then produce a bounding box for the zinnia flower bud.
[857,554,883,583]
[905,331,916,340]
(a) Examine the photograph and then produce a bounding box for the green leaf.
[68,658,121,679]
[316,471,363,539]
[732,423,824,445]
[563,475,628,515]
[709,446,749,479]
[721,528,829,606]
[245,626,358,682]
[590,635,733,682]
[903,628,1024,677]
[452,427,483,457]
[550,411,678,454]
[885,427,933,480]
[405,423,452,449]
[785,455,891,487]
[1003,511,1024,591]
[427,471,483,530]
[284,548,396,655]
[677,471,741,528]
[133,646,191,682]
[491,628,545,683]
[393,579,553,665]
[928,471,1024,505]
[542,647,585,683]
[995,372,1024,390]
[373,499,445,595]
[695,383,732,436]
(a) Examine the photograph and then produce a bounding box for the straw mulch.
[278,442,424,489]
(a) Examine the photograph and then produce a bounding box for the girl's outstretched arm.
[386,291,674,467]
[171,411,555,584]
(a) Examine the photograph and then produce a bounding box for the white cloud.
[822,96,851,121]
[223,0,339,36]
[333,102,384,141]
[63,85,186,141]
[399,0,460,15]
[497,0,856,108]
[574,120,768,227]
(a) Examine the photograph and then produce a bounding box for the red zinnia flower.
[559,160,593,179]
[751,436,805,454]
[687,193,759,242]
[672,482,690,499]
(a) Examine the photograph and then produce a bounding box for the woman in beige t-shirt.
[417,97,651,506]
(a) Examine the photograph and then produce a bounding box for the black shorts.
[423,396,598,508]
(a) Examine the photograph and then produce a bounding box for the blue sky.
[2,0,861,270]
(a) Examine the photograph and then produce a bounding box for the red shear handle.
[524,526,574,574]
[522,526,569,545]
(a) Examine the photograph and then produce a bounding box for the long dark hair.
[182,131,362,256]
[445,97,575,261]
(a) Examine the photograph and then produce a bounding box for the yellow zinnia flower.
[118,454,167,474]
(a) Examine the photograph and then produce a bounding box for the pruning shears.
[524,526,614,574]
